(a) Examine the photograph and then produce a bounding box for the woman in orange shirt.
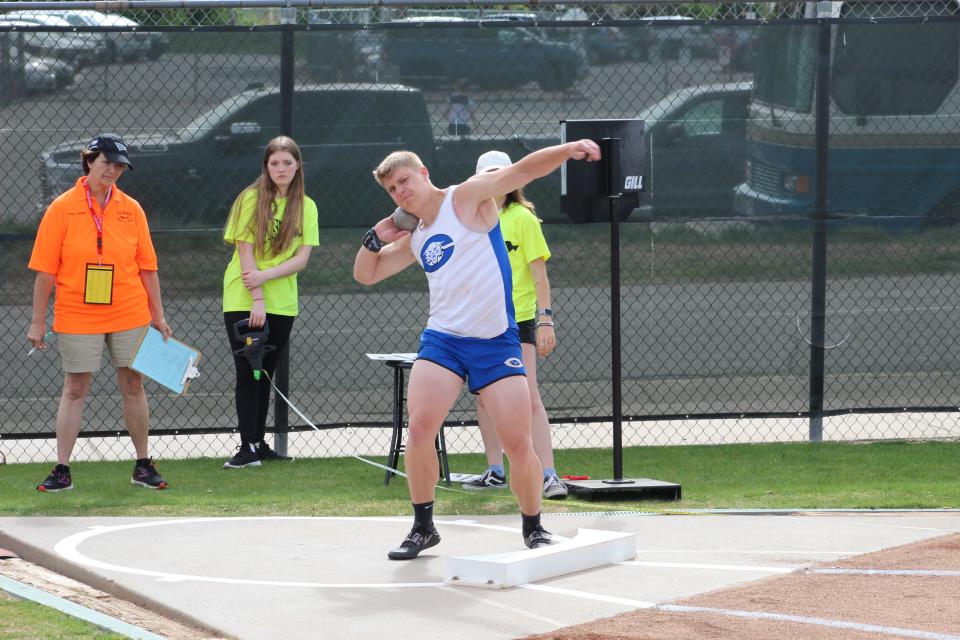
[27,133,173,493]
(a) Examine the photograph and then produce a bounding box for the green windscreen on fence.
[2,2,960,459]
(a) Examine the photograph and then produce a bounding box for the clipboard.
[130,326,201,395]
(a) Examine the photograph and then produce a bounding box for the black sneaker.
[524,525,555,549]
[387,525,441,560]
[462,469,507,491]
[131,458,168,490]
[223,444,262,469]
[37,464,73,492]
[257,441,293,462]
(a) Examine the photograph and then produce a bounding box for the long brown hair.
[226,136,305,259]
[504,186,536,214]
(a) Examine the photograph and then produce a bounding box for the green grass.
[2,441,958,517]
[0,591,125,640]
[1,440,955,639]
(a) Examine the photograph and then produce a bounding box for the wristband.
[252,298,264,302]
[362,227,383,253]
[536,321,554,327]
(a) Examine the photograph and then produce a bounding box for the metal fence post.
[808,16,833,443]
[273,5,297,456]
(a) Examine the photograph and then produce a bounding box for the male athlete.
[354,139,601,560]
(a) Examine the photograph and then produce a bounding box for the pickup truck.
[380,17,586,92]
[40,83,560,227]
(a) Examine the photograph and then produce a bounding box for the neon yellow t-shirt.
[499,202,551,322]
[222,190,319,316]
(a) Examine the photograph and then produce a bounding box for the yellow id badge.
[84,263,114,305]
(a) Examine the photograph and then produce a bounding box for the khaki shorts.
[59,326,147,374]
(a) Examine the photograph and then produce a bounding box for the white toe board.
[445,528,636,589]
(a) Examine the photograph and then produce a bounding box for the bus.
[733,1,960,226]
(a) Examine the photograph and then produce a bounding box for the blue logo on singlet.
[420,234,455,273]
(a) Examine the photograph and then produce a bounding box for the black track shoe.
[257,441,293,462]
[524,525,555,549]
[223,444,262,469]
[387,526,441,560]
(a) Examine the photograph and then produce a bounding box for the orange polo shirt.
[28,177,158,334]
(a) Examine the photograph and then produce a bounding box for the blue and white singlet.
[409,186,517,339]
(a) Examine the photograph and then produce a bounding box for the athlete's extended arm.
[456,140,602,223]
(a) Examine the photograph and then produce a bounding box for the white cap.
[475,150,512,174]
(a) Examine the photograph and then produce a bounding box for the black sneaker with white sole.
[462,469,507,490]
[387,525,441,560]
[223,444,262,469]
[257,441,293,462]
[523,525,555,549]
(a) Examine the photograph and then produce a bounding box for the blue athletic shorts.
[418,327,526,393]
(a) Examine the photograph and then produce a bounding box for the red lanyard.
[81,178,112,259]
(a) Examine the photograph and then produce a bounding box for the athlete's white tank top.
[409,186,516,339]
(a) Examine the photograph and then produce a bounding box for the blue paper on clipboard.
[129,327,201,395]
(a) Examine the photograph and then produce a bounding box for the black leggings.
[224,311,296,445]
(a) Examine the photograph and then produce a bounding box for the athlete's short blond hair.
[373,151,424,186]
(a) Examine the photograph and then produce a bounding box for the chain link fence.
[2,1,960,466]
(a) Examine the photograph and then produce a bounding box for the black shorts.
[517,318,536,345]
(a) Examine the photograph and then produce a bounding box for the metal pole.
[272,5,296,457]
[280,6,295,136]
[274,342,290,455]
[808,16,831,442]
[603,137,625,480]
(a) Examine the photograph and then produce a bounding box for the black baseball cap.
[86,133,133,170]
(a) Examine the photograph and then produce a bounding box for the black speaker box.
[561,119,646,197]
[560,119,646,224]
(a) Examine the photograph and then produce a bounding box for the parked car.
[381,17,586,91]
[2,44,55,93]
[41,84,437,226]
[304,10,377,82]
[8,10,165,62]
[620,23,659,62]
[2,25,76,91]
[636,15,719,60]
[1,12,108,66]
[74,11,152,62]
[90,12,168,61]
[632,81,752,219]
[39,83,560,226]
[487,10,626,65]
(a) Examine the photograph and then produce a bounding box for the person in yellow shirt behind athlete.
[221,136,319,469]
[27,133,173,492]
[462,150,568,499]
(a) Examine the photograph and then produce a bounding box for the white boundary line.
[618,560,794,573]
[438,584,568,628]
[519,586,960,640]
[634,549,864,554]
[658,604,960,640]
[50,517,960,640]
[809,568,960,577]
[519,584,656,608]
[53,517,567,588]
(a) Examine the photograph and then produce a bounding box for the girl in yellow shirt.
[221,137,319,469]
